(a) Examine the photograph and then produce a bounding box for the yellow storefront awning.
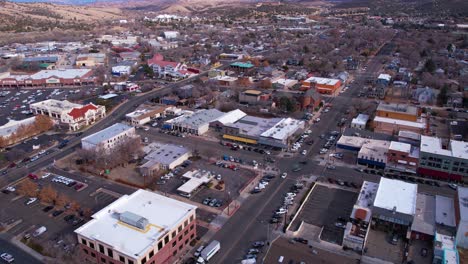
[223,134,257,144]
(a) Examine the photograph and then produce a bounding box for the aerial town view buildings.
[0,1,467,264]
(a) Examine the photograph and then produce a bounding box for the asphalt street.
[0,235,42,264]
[207,32,457,263]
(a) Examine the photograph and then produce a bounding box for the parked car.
[43,206,54,212]
[252,241,265,248]
[33,226,47,237]
[0,253,14,263]
[25,197,37,205]
[293,237,308,244]
[156,180,166,185]
[28,173,39,180]
[52,210,64,217]
[202,198,212,205]
[420,248,428,257]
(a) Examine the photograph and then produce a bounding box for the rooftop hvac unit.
[119,211,149,230]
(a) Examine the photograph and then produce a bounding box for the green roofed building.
[230,61,254,73]
[230,62,254,68]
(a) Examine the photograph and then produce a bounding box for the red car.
[74,183,84,191]
[28,174,39,180]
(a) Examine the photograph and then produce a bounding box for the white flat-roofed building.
[163,31,180,39]
[259,118,305,148]
[210,109,247,129]
[81,123,137,152]
[165,109,246,136]
[372,178,417,227]
[112,65,132,76]
[272,78,298,89]
[75,189,197,264]
[351,114,369,129]
[30,99,106,131]
[357,139,391,169]
[377,73,392,83]
[389,141,411,153]
[336,135,369,151]
[140,143,191,176]
[0,68,95,88]
[177,170,214,197]
[418,135,468,181]
[30,69,92,80]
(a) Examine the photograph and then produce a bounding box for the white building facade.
[81,123,137,152]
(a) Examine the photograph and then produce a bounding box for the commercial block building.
[75,189,197,264]
[376,103,420,122]
[418,136,468,181]
[302,76,341,94]
[125,105,167,126]
[0,69,95,88]
[343,181,378,252]
[373,103,425,135]
[30,99,106,131]
[81,123,137,152]
[357,139,391,169]
[223,115,304,149]
[139,143,191,176]
[351,114,369,130]
[165,109,245,135]
[76,53,106,67]
[372,178,417,230]
[386,141,419,174]
[239,90,262,104]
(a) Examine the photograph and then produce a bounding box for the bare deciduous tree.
[17,179,38,197]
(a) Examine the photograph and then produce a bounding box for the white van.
[33,226,47,237]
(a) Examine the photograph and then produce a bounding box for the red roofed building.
[147,53,193,79]
[30,99,106,131]
[63,103,106,131]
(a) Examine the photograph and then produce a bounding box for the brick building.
[386,141,419,174]
[75,189,197,264]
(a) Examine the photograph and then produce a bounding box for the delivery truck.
[197,240,220,263]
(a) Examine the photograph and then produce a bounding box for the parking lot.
[0,168,130,258]
[0,87,103,126]
[289,184,358,245]
[155,159,256,210]
[365,228,405,263]
[407,239,432,264]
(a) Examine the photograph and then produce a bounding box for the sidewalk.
[8,236,47,263]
